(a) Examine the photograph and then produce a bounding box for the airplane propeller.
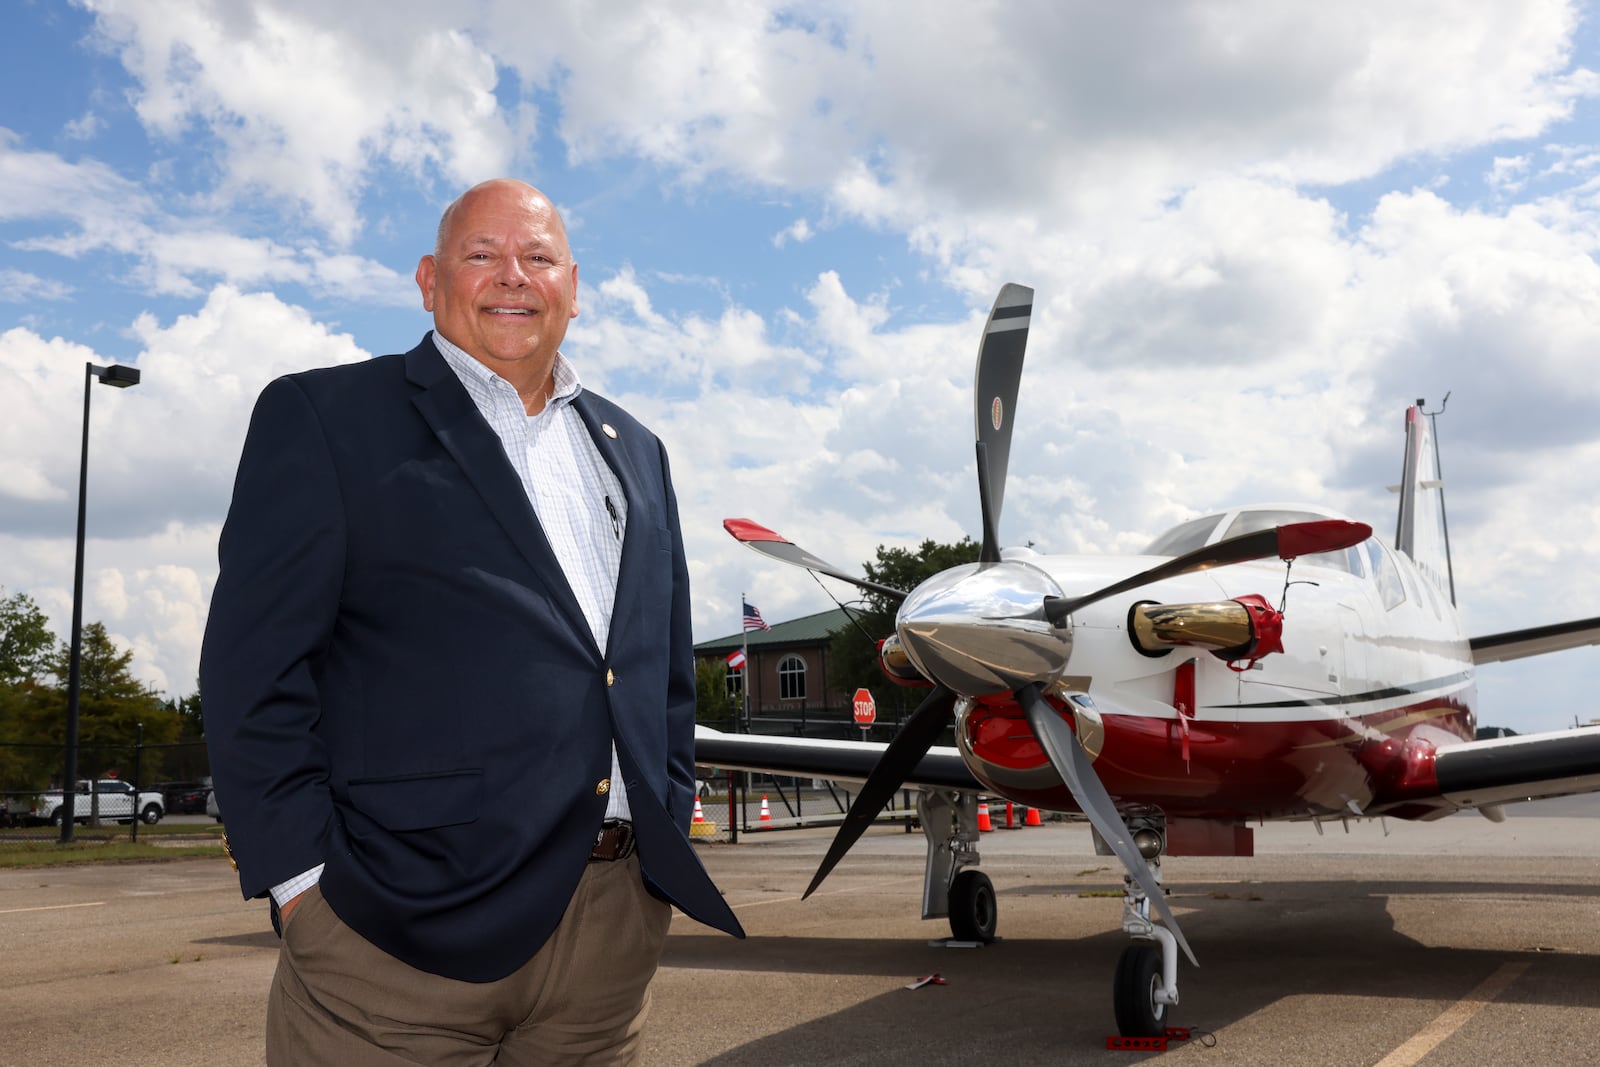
[974,283,1033,563]
[802,684,956,898]
[798,285,1033,897]
[1040,518,1373,625]
[1017,683,1197,964]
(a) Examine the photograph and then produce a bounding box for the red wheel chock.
[1106,1026,1193,1051]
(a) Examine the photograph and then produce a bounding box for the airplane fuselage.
[917,508,1477,827]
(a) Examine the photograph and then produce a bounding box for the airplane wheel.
[948,869,997,942]
[1113,941,1166,1037]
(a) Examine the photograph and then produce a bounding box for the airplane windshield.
[1143,514,1224,557]
[1225,509,1358,574]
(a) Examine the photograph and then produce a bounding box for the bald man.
[203,180,743,1065]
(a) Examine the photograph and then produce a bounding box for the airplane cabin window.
[1144,514,1224,556]
[1365,540,1407,610]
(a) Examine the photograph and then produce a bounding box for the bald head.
[434,179,571,258]
[417,179,580,413]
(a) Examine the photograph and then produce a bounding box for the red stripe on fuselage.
[960,687,1474,821]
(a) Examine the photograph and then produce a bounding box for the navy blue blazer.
[201,335,743,982]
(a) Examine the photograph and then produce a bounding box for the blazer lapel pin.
[602,423,618,439]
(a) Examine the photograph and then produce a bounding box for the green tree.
[163,687,204,738]
[694,657,736,727]
[0,680,60,788]
[826,536,982,722]
[0,588,55,686]
[42,622,181,780]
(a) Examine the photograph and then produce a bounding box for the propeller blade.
[723,518,906,602]
[1017,683,1197,965]
[974,284,1034,563]
[1042,518,1371,624]
[803,685,957,898]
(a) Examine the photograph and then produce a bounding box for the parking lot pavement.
[2,800,1597,1066]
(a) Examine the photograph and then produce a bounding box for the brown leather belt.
[590,820,636,861]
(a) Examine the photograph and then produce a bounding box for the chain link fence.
[0,738,213,844]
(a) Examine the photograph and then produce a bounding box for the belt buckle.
[593,820,635,861]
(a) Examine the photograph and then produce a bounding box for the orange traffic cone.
[1024,806,1043,827]
[977,799,993,832]
[1003,801,1016,829]
[690,796,717,838]
[759,795,772,827]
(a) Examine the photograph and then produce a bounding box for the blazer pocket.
[656,525,672,552]
[346,769,483,832]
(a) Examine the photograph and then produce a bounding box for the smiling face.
[416,180,579,412]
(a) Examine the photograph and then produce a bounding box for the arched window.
[778,655,806,701]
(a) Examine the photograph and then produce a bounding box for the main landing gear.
[914,790,998,942]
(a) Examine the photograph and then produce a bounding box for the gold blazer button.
[597,778,611,795]
[221,831,238,872]
[606,669,615,686]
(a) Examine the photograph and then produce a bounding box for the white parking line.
[0,901,106,915]
[1373,961,1529,1067]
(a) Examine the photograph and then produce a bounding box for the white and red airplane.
[695,283,1600,1039]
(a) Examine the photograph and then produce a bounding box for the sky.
[2,0,1599,734]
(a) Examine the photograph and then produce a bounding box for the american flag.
[743,602,772,632]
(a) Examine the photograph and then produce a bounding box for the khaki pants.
[266,854,671,1066]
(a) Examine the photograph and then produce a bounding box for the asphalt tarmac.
[2,796,1597,1066]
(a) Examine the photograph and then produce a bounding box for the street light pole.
[60,362,140,844]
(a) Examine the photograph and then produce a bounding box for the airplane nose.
[895,561,1072,695]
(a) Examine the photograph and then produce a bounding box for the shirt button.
[606,669,615,686]
[597,778,611,795]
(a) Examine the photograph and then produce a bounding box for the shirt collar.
[431,329,583,412]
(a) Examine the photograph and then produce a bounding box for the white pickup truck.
[31,779,165,826]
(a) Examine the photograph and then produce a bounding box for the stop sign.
[852,687,876,727]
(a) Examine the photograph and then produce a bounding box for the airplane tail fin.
[1393,401,1456,604]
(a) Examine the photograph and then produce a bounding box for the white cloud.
[63,111,104,142]
[0,133,411,301]
[0,285,369,693]
[0,1,1596,735]
[0,269,73,303]
[773,218,814,248]
[82,0,517,245]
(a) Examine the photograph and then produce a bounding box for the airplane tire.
[1113,941,1166,1037]
[947,869,997,942]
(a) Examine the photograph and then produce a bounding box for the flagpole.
[740,593,751,733]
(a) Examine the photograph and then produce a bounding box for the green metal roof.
[694,607,855,653]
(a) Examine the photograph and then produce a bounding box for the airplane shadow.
[659,875,1600,1065]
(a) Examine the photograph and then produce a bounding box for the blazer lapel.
[403,339,593,647]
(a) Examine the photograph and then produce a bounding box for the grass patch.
[1078,889,1123,898]
[0,840,229,868]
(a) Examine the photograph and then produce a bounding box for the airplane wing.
[694,725,981,792]
[1435,726,1600,808]
[1469,615,1600,664]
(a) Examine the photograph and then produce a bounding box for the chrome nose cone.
[895,561,1072,695]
